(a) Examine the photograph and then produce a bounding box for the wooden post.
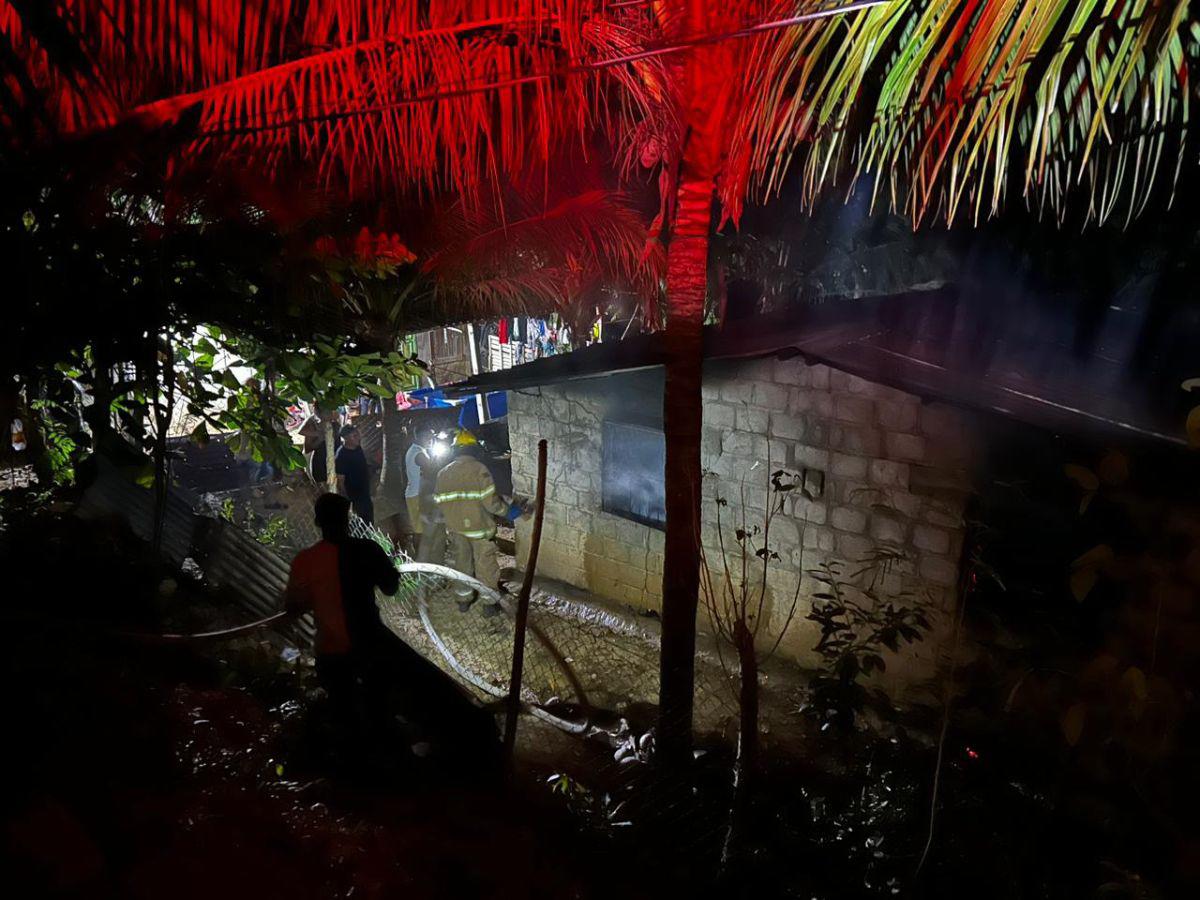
[503,438,548,759]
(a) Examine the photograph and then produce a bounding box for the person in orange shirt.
[285,493,399,737]
[284,494,503,773]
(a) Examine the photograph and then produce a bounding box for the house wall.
[508,356,979,695]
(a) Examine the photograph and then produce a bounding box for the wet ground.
[6,487,1198,899]
[0,499,670,900]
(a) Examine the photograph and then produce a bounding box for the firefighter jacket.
[433,456,509,539]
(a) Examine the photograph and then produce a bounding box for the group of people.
[404,426,521,610]
[282,419,523,770]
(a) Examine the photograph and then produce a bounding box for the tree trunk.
[657,159,714,767]
[378,392,405,499]
[722,620,760,873]
[324,414,337,492]
[150,332,174,556]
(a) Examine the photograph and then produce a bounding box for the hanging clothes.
[514,317,526,343]
[498,317,509,344]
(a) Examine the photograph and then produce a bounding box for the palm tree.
[3,1,1196,765]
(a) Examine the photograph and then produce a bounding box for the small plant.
[805,558,934,731]
[254,514,291,548]
[700,462,805,872]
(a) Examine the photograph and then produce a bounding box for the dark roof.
[445,293,1189,448]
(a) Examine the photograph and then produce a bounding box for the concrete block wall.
[509,356,978,692]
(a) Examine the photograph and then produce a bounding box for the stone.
[768,516,801,548]
[831,425,883,456]
[808,364,831,389]
[913,524,952,554]
[791,497,827,525]
[869,513,907,546]
[802,526,837,552]
[753,381,791,410]
[909,464,971,497]
[701,427,725,463]
[830,505,868,534]
[792,445,830,470]
[736,406,770,433]
[876,401,919,432]
[836,532,875,561]
[704,403,736,428]
[719,381,756,404]
[772,357,809,386]
[869,459,910,488]
[885,431,926,461]
[830,452,869,480]
[834,395,875,425]
[723,430,769,460]
[919,555,959,587]
[769,413,806,441]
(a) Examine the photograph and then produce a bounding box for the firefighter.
[432,430,511,612]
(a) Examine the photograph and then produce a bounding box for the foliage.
[805,558,935,730]
[1048,445,1197,758]
[170,326,422,470]
[27,399,79,486]
[216,498,292,549]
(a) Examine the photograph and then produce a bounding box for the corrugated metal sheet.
[78,461,314,645]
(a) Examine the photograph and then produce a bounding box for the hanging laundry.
[498,317,509,343]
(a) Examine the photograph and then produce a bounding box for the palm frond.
[420,180,663,323]
[747,0,1197,226]
[1,2,668,205]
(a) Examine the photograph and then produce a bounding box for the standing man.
[284,493,399,740]
[284,494,502,769]
[433,431,511,611]
[405,425,445,562]
[335,423,373,523]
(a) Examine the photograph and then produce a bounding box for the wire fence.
[207,476,743,742]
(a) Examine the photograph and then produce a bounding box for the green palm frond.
[747,0,1197,226]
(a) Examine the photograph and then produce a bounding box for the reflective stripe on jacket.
[433,456,508,538]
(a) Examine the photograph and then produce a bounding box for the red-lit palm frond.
[418,178,663,326]
[0,1,671,205]
[308,176,660,337]
[731,0,1198,226]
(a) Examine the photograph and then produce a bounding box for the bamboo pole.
[503,438,547,758]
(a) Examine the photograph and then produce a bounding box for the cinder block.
[869,513,907,546]
[830,505,868,534]
[736,406,770,433]
[753,381,791,410]
[831,425,883,456]
[792,444,830,469]
[869,459,910,488]
[723,430,769,459]
[807,364,831,389]
[919,555,960,587]
[704,403,736,428]
[913,524,952,554]
[834,395,875,425]
[719,381,756,404]
[836,532,875,561]
[772,357,809,386]
[876,400,918,432]
[830,453,869,480]
[790,497,827,525]
[770,412,806,441]
[885,431,926,462]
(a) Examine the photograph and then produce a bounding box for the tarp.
[457,391,507,428]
